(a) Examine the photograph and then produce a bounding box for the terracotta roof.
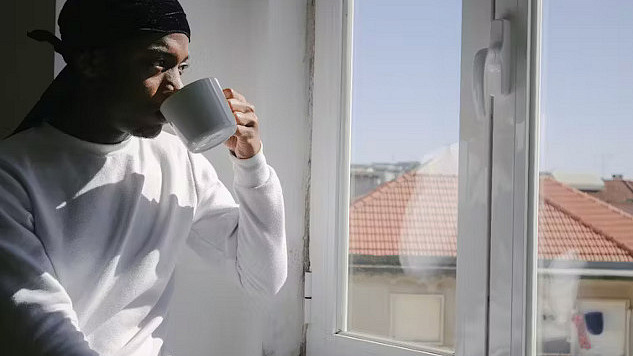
[542,178,633,258]
[349,174,633,262]
[588,179,633,216]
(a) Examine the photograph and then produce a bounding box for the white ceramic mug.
[160,77,237,153]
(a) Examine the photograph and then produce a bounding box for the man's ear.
[74,48,109,79]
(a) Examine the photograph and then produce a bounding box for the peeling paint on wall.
[301,1,316,354]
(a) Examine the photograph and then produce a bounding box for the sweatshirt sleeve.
[0,167,97,355]
[186,150,287,296]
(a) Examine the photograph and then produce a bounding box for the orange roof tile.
[542,178,633,258]
[349,174,633,262]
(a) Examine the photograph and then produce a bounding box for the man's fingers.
[234,112,258,128]
[223,126,256,149]
[233,125,257,139]
[224,135,237,148]
[227,98,255,113]
[223,88,246,103]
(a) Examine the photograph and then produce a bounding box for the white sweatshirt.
[0,124,287,356]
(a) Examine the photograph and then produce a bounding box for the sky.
[351,0,633,179]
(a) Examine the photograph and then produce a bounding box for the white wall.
[167,1,310,355]
[53,0,311,355]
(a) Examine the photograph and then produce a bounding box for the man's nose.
[164,68,184,94]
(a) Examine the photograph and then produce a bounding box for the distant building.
[549,171,605,192]
[588,174,633,216]
[348,144,633,353]
[350,162,419,199]
[348,172,633,353]
[350,142,459,199]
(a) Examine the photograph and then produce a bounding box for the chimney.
[612,174,624,180]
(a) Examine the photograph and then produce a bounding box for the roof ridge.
[623,180,633,196]
[542,178,633,257]
[351,172,413,208]
[543,197,633,260]
[553,178,633,220]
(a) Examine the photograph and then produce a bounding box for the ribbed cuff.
[230,148,270,188]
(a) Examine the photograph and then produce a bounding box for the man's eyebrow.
[145,48,190,62]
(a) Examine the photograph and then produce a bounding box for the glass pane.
[535,1,633,355]
[346,0,461,353]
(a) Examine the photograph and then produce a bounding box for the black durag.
[11,0,191,137]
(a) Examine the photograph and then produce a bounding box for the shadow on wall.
[2,0,55,136]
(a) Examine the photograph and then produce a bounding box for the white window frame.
[307,0,538,355]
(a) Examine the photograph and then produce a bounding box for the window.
[534,1,633,355]
[309,0,496,354]
[307,0,631,355]
[346,0,461,352]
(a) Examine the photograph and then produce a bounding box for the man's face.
[102,33,190,138]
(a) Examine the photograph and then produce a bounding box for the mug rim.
[160,77,220,112]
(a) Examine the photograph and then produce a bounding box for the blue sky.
[351,0,633,179]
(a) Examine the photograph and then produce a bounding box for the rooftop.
[588,177,633,216]
[349,173,633,262]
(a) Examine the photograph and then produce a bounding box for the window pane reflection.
[346,0,461,353]
[536,1,633,355]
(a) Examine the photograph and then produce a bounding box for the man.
[0,0,287,355]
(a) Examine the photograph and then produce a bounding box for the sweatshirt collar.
[42,123,135,155]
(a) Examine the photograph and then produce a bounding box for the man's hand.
[223,88,262,159]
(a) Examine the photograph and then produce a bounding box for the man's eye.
[146,59,168,72]
[179,63,190,72]
[151,60,167,70]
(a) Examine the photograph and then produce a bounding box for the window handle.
[473,47,490,119]
[472,19,512,119]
